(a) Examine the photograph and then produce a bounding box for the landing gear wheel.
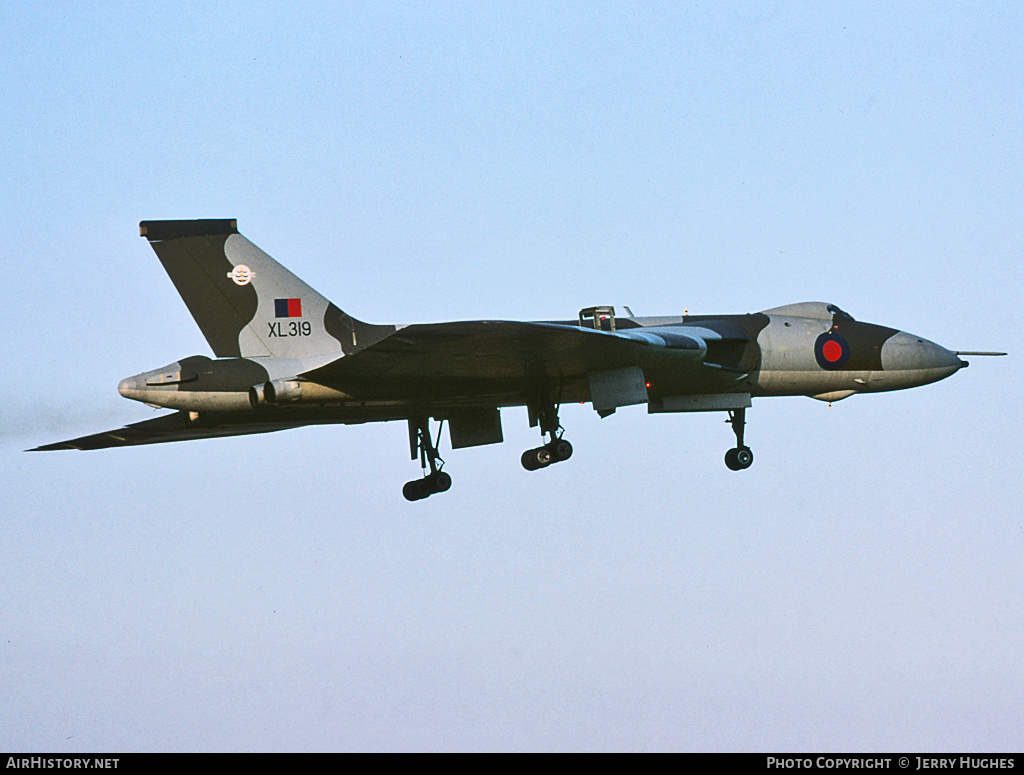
[403,471,453,501]
[547,439,573,462]
[522,446,553,471]
[403,417,453,500]
[735,447,753,468]
[403,479,430,501]
[429,471,452,493]
[725,446,753,471]
[523,393,574,473]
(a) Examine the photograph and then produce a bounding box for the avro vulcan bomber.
[35,220,1004,500]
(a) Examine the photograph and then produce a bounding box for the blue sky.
[2,1,1022,751]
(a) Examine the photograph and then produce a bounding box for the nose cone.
[881,332,964,386]
[118,374,142,398]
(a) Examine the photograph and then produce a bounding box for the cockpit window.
[827,304,854,321]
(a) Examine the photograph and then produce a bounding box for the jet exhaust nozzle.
[264,379,303,405]
[249,383,267,407]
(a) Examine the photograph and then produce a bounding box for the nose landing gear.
[724,408,754,471]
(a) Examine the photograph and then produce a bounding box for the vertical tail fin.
[139,220,393,360]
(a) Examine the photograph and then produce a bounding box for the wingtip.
[27,442,76,452]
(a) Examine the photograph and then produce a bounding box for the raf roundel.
[814,330,851,370]
[228,264,254,286]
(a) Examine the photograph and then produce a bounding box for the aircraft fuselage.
[38,220,999,498]
[117,301,965,414]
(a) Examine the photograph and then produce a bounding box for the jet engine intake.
[616,328,708,360]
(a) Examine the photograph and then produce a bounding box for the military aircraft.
[34,219,1004,500]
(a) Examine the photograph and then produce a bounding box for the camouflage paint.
[142,221,256,358]
[34,220,991,481]
[142,220,395,362]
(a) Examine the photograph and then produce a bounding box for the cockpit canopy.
[760,301,854,321]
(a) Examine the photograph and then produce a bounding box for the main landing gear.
[521,399,573,471]
[403,417,452,501]
[724,408,754,471]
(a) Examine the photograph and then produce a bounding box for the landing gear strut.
[724,408,754,471]
[522,398,573,471]
[403,417,452,501]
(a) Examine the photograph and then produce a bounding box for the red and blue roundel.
[815,331,851,370]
